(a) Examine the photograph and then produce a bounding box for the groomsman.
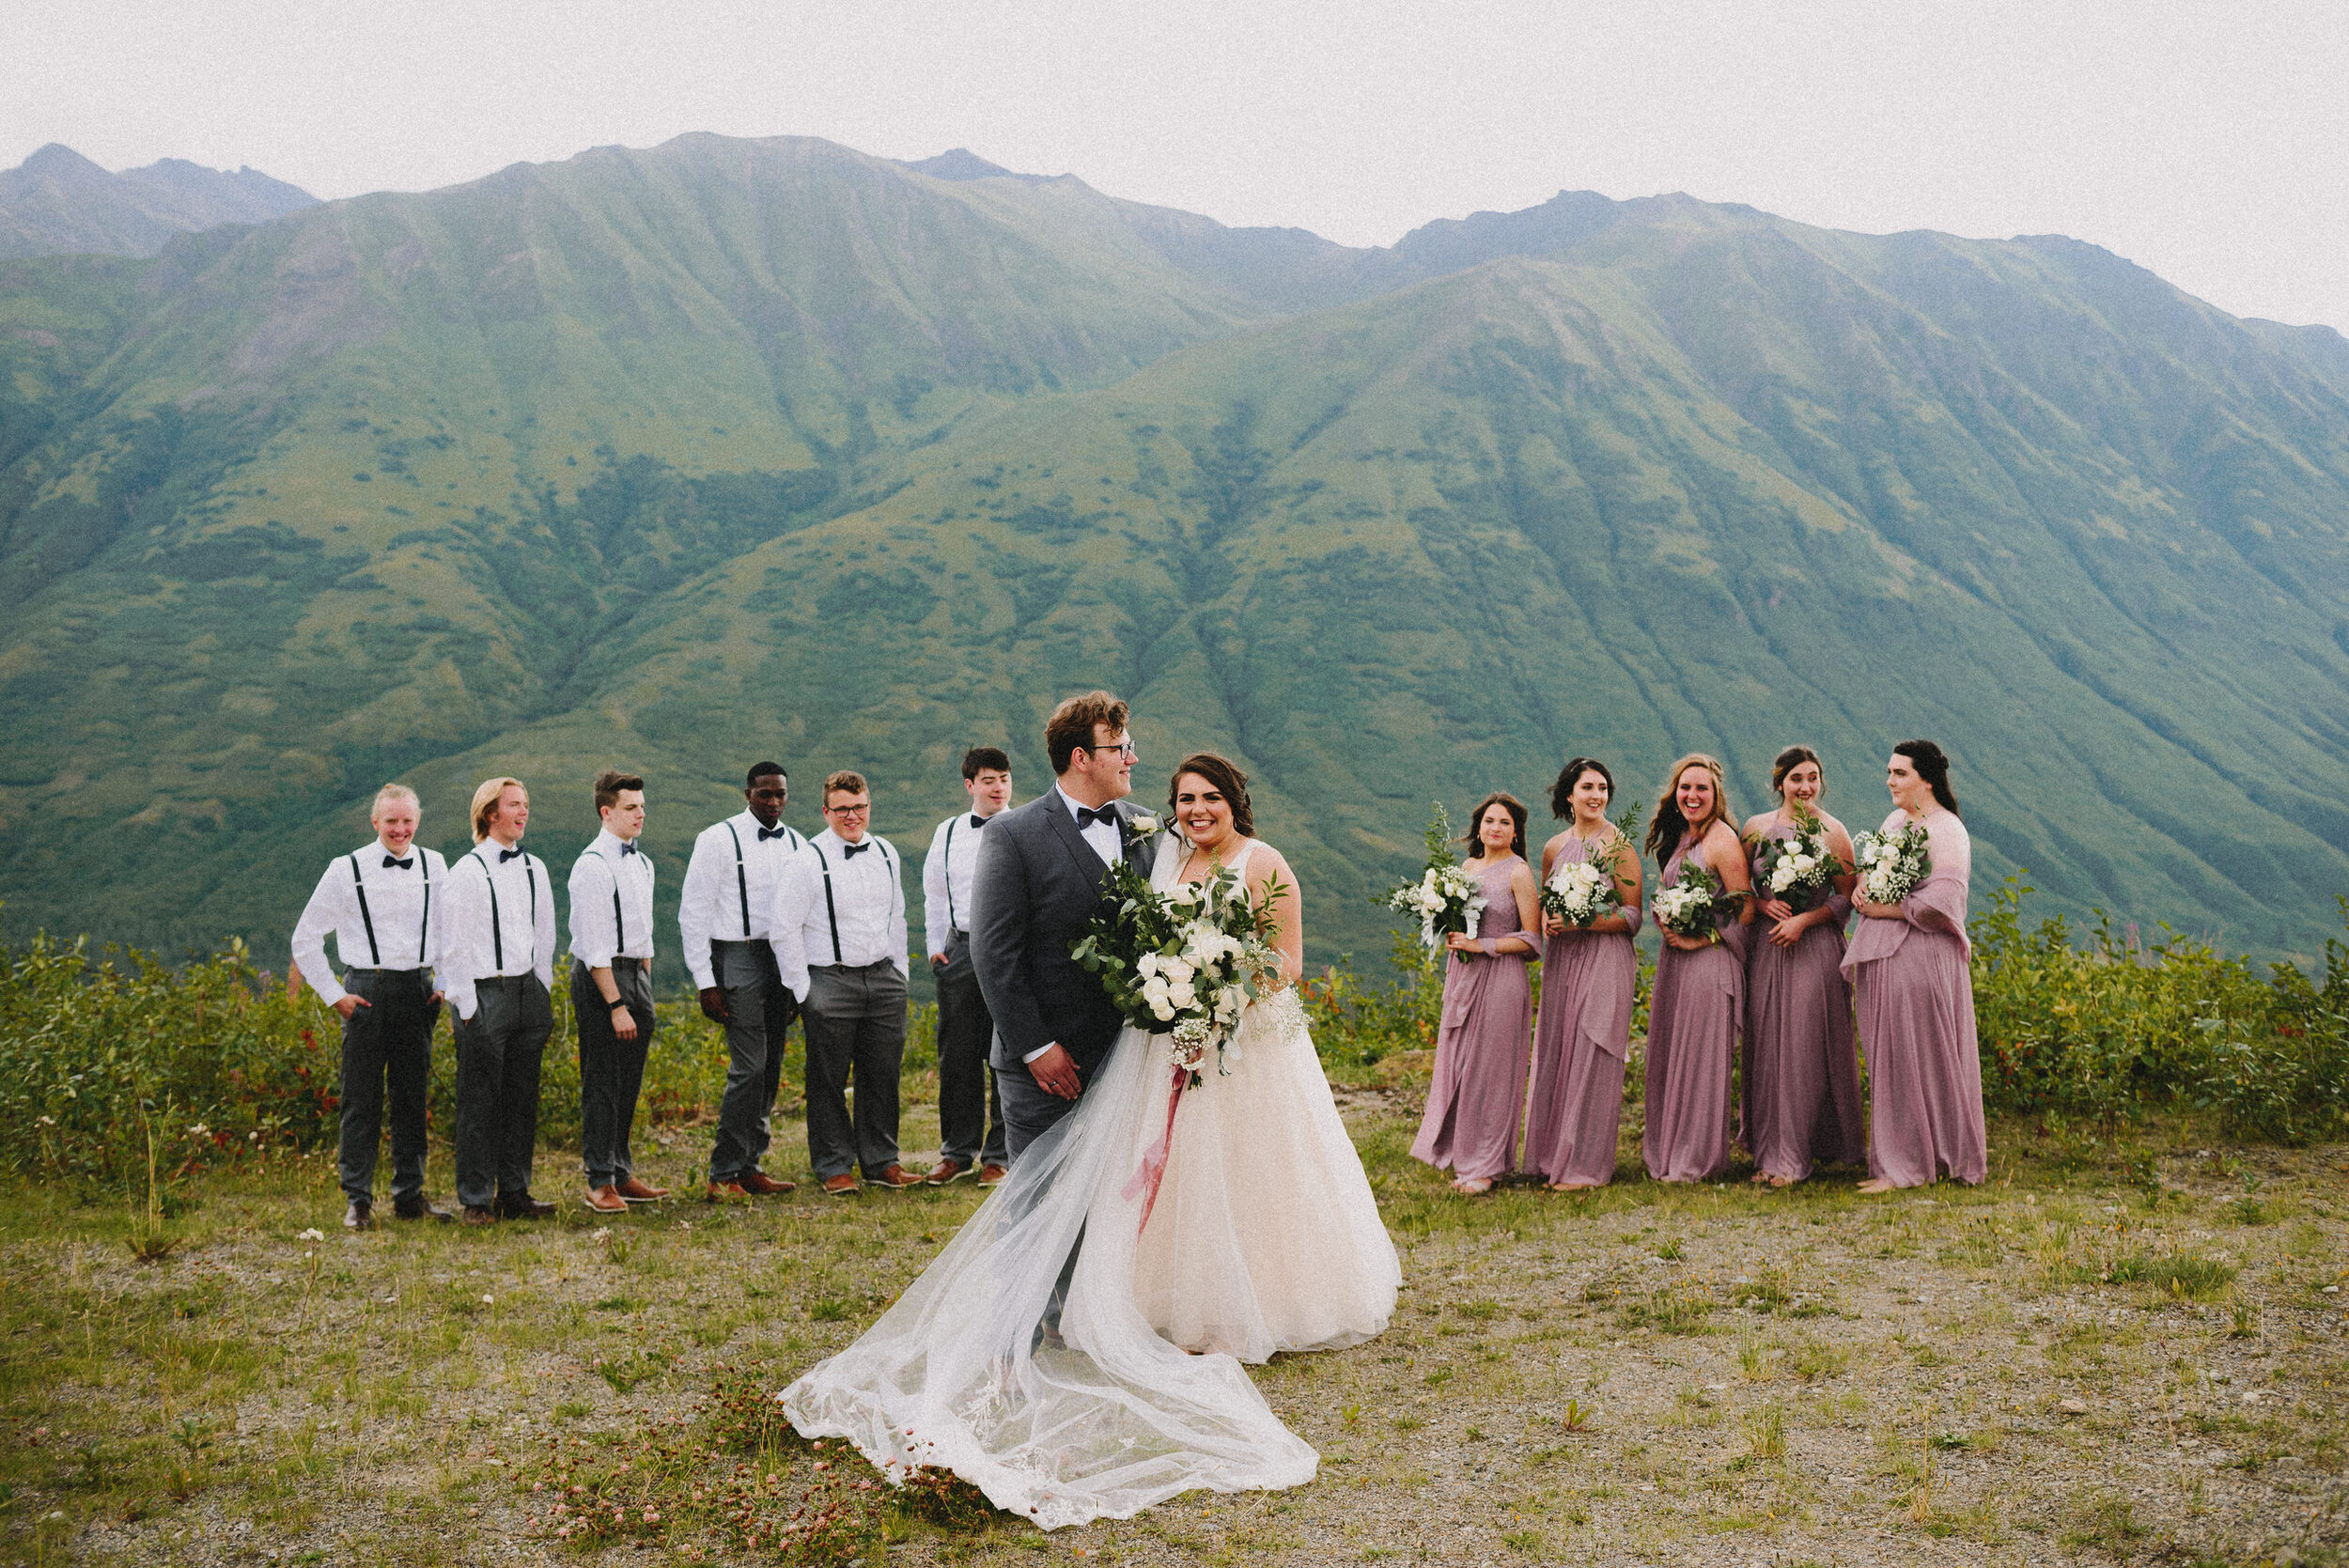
[770,770,918,1196]
[289,784,454,1230]
[569,769,668,1216]
[679,762,803,1200]
[443,777,559,1225]
[920,747,1012,1187]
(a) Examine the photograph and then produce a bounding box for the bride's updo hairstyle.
[1549,757,1613,818]
[1460,791,1529,862]
[1168,752,1254,837]
[1893,738,1960,815]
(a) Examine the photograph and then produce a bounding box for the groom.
[971,690,1157,1163]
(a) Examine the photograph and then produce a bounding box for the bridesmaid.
[1844,740,1986,1190]
[1640,754,1754,1184]
[1523,758,1644,1192]
[1739,746,1864,1188]
[1409,792,1541,1197]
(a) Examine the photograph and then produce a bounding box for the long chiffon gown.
[1523,833,1643,1187]
[1642,841,1750,1183]
[1742,824,1864,1182]
[1409,856,1533,1182]
[1842,807,1986,1187]
[1129,839,1401,1363]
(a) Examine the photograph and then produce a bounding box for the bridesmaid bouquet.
[1073,859,1283,1086]
[1752,803,1837,912]
[1652,862,1734,940]
[1852,820,1932,906]
[1541,806,1641,928]
[1383,803,1486,958]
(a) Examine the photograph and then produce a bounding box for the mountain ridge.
[0,132,2342,974]
[0,143,317,260]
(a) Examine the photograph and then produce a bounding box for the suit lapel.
[1042,793,1112,883]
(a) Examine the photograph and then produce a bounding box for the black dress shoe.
[344,1199,373,1232]
[495,1192,556,1219]
[394,1193,455,1222]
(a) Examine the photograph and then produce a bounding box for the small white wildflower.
[296,1228,325,1243]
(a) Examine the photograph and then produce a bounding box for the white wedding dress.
[1129,837,1400,1362]
[777,834,1390,1528]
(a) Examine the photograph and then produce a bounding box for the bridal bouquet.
[1540,806,1641,928]
[1652,862,1735,941]
[1852,819,1932,906]
[1383,802,1486,958]
[1751,802,1838,912]
[1072,858,1283,1087]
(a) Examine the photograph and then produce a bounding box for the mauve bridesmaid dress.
[1410,857,1534,1183]
[1741,822,1864,1182]
[1642,840,1749,1183]
[1523,833,1643,1187]
[1843,808,1987,1187]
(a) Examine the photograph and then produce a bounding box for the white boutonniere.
[1125,810,1162,836]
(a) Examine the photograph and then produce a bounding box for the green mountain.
[0,143,317,259]
[2,132,2345,977]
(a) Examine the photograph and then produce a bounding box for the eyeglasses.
[826,802,871,815]
[1083,741,1138,759]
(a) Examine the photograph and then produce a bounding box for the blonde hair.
[823,769,869,800]
[371,783,420,817]
[1644,753,1733,865]
[470,776,527,843]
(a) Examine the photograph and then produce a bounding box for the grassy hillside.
[1,135,2344,973]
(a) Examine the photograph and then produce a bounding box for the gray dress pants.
[452,975,552,1210]
[334,968,437,1204]
[708,939,799,1182]
[933,932,1006,1168]
[576,959,655,1190]
[801,961,907,1180]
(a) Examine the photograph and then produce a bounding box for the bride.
[778,752,1398,1528]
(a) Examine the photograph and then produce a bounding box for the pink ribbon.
[1121,1064,1189,1232]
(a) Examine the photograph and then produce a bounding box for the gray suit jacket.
[972,791,1159,1082]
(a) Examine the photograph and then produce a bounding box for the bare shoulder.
[1246,839,1299,891]
[1739,812,1775,839]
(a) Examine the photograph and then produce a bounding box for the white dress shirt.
[440,840,557,1020]
[568,829,657,968]
[1057,785,1124,866]
[289,840,448,1005]
[768,828,909,1001]
[921,810,996,958]
[677,810,805,987]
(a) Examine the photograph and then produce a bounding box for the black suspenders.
[586,848,628,953]
[942,817,958,933]
[808,838,894,967]
[469,850,536,973]
[725,822,751,937]
[349,853,431,969]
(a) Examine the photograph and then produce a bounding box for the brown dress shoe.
[583,1185,629,1215]
[739,1171,797,1195]
[976,1164,1008,1188]
[870,1163,922,1189]
[614,1176,670,1203]
[394,1193,455,1221]
[496,1192,556,1219]
[820,1173,859,1198]
[706,1180,748,1202]
[460,1205,498,1226]
[344,1199,374,1231]
[925,1159,971,1186]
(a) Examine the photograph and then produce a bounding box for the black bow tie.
[757,824,790,842]
[381,854,412,870]
[842,841,873,858]
[619,841,638,857]
[969,814,988,830]
[1076,804,1119,830]
[498,846,524,862]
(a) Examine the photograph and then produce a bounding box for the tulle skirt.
[1129,988,1401,1363]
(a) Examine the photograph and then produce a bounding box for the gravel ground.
[5,1094,2341,1567]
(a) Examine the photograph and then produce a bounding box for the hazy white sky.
[7,1,2345,329]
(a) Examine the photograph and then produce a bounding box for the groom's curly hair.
[1046,691,1129,773]
[1167,753,1253,836]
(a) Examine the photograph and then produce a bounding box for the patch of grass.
[2107,1251,2237,1299]
[1618,1285,1714,1336]
[1740,1402,1786,1462]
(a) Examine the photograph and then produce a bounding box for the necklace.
[1181,836,1237,882]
